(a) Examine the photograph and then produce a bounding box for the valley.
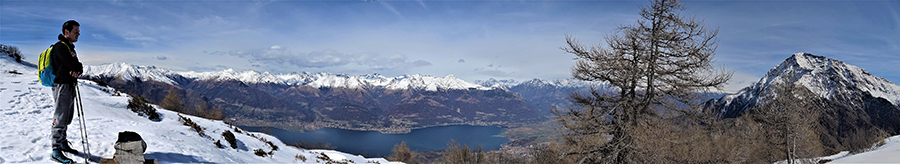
[81,63,597,133]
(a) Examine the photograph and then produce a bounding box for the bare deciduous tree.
[387,141,419,164]
[443,140,487,164]
[749,71,823,164]
[554,0,732,163]
[162,86,183,112]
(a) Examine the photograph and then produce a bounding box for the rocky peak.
[708,52,900,118]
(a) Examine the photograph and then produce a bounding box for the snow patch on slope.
[829,135,900,163]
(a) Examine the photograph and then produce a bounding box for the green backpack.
[38,41,69,87]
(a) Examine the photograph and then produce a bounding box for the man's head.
[62,20,80,43]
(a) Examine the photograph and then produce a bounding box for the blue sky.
[2,0,899,92]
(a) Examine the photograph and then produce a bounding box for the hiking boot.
[58,141,79,154]
[51,150,74,164]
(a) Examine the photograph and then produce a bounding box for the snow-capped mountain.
[500,78,604,114]
[474,78,599,89]
[85,62,180,85]
[85,62,494,91]
[707,53,900,118]
[0,56,399,163]
[82,62,544,134]
[474,78,520,88]
[704,52,900,154]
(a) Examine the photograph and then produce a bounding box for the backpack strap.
[59,41,71,51]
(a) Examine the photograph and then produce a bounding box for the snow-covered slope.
[84,62,181,85]
[828,135,900,163]
[85,62,492,91]
[0,57,399,163]
[708,53,900,117]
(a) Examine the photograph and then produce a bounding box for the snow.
[474,78,520,88]
[85,62,606,92]
[475,78,601,89]
[773,151,850,164]
[0,57,400,163]
[716,53,900,108]
[788,53,900,105]
[84,62,179,85]
[88,62,494,91]
[828,135,900,163]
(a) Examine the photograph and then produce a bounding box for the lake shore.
[234,118,538,134]
[240,125,512,157]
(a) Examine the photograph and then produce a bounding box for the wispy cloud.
[210,46,431,72]
[379,2,405,20]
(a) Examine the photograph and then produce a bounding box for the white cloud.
[210,46,432,72]
[92,34,107,40]
[122,31,157,42]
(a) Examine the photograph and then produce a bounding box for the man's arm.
[53,42,83,78]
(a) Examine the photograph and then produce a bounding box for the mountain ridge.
[87,62,499,91]
[86,62,603,92]
[707,53,900,118]
[82,62,554,133]
[705,52,900,153]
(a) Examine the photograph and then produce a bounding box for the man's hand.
[69,71,81,78]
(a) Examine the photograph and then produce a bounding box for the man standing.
[50,20,83,164]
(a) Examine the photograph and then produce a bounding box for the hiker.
[50,20,84,164]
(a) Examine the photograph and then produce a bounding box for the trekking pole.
[75,84,91,163]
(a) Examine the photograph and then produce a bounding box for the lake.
[240,125,510,157]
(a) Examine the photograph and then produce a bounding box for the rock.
[114,131,147,164]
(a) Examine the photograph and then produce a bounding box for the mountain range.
[81,63,600,133]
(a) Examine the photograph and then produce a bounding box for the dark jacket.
[52,34,83,84]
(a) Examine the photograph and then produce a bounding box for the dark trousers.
[51,83,76,150]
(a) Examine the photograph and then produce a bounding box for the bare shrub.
[288,141,336,150]
[386,141,418,164]
[442,140,487,164]
[178,114,206,137]
[528,142,577,164]
[161,86,183,112]
[127,94,160,121]
[295,154,307,162]
[223,130,237,149]
[215,140,224,149]
[254,148,267,157]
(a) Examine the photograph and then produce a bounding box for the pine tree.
[161,86,183,112]
[554,0,732,163]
